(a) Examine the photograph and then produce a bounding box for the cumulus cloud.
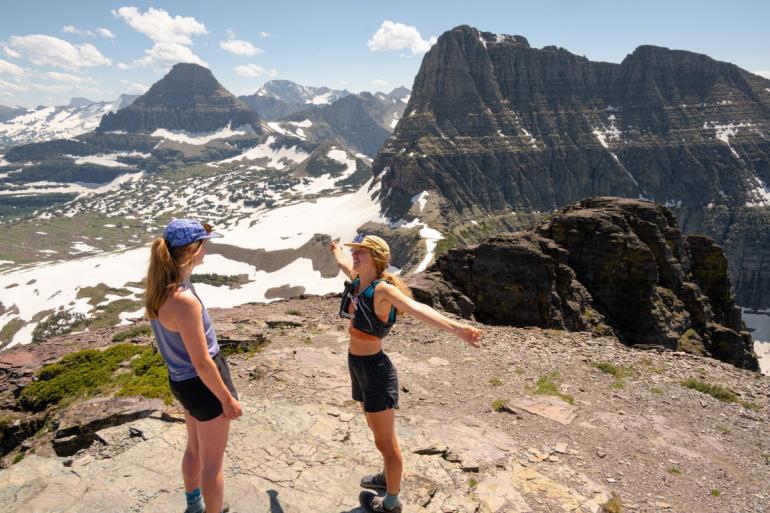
[113,7,207,70]
[371,78,389,88]
[5,34,111,68]
[220,30,262,56]
[131,42,207,69]
[0,58,26,77]
[113,6,207,45]
[0,79,24,92]
[753,70,770,79]
[368,20,437,55]
[260,32,270,38]
[234,64,266,77]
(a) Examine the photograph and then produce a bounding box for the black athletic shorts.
[169,351,239,422]
[348,351,399,413]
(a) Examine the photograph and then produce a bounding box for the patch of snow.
[151,123,249,145]
[289,119,313,128]
[226,177,385,251]
[745,174,770,206]
[309,92,332,105]
[703,122,754,159]
[72,154,134,168]
[520,127,537,148]
[218,136,308,170]
[70,242,99,254]
[411,191,429,212]
[266,122,290,136]
[390,114,400,129]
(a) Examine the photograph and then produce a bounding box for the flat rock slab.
[0,397,575,513]
[513,396,578,425]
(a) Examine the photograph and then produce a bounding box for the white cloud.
[117,62,131,70]
[220,30,262,56]
[0,58,25,77]
[113,6,207,45]
[62,25,115,39]
[96,28,116,39]
[368,20,437,55]
[269,68,278,78]
[126,82,149,94]
[0,79,24,92]
[2,45,21,59]
[260,32,270,38]
[753,70,770,79]
[234,64,266,77]
[6,34,111,68]
[43,71,96,84]
[372,79,389,88]
[131,42,207,69]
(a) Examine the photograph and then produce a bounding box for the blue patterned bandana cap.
[163,218,222,248]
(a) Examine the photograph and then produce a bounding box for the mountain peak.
[446,25,530,49]
[98,63,260,134]
[68,97,94,108]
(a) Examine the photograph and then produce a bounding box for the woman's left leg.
[365,408,402,496]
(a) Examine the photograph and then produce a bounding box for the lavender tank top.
[150,281,220,382]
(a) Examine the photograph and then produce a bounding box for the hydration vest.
[339,277,396,339]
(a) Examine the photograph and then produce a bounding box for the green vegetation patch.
[191,273,250,289]
[0,318,25,346]
[531,371,575,405]
[112,324,152,342]
[116,348,173,405]
[76,283,133,307]
[591,362,636,389]
[680,378,759,410]
[17,344,146,411]
[31,310,87,344]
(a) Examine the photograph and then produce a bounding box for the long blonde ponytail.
[144,238,201,319]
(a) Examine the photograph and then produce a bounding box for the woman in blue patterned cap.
[144,218,240,513]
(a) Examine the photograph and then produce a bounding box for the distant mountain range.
[0,95,137,149]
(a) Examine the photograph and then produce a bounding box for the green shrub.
[600,493,623,513]
[17,344,145,411]
[116,348,173,404]
[112,324,152,342]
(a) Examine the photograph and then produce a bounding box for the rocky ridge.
[410,197,759,370]
[0,296,768,513]
[374,25,770,311]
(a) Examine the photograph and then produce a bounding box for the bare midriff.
[347,301,386,356]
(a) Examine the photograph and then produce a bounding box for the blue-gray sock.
[185,488,204,513]
[383,492,399,510]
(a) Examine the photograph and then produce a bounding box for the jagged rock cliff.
[410,197,759,370]
[375,25,770,310]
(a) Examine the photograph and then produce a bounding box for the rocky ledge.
[410,197,759,370]
[0,295,768,513]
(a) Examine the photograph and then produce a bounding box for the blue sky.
[1,0,769,107]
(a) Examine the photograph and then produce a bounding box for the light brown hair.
[144,238,203,319]
[370,249,413,317]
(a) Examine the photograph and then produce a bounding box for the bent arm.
[175,295,236,404]
[330,240,356,280]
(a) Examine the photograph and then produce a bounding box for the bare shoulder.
[166,289,200,315]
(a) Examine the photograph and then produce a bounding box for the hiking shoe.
[360,471,387,490]
[359,491,402,513]
[202,502,229,513]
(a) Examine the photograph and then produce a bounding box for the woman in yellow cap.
[331,233,482,513]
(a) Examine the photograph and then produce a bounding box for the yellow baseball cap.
[344,234,390,261]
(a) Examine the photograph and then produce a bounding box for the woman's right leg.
[182,412,202,492]
[195,413,231,513]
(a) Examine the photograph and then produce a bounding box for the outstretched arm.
[330,239,356,280]
[378,283,482,347]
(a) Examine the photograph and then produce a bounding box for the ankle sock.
[383,492,399,510]
[185,488,204,513]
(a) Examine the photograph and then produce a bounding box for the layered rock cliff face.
[375,25,770,309]
[99,63,261,133]
[410,197,759,370]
